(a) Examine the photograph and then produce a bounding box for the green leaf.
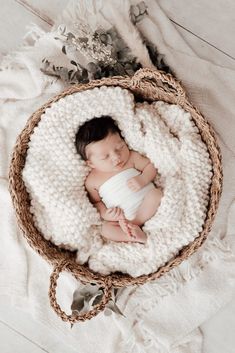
[67,32,75,39]
[91,291,103,306]
[71,296,85,312]
[139,1,147,15]
[68,69,74,79]
[112,301,126,317]
[82,68,88,79]
[70,60,78,67]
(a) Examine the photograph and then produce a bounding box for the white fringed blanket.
[23,86,212,277]
[1,1,235,352]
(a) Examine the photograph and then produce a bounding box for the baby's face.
[85,133,130,172]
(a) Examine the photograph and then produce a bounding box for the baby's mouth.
[116,161,123,167]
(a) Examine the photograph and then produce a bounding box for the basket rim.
[8,68,223,287]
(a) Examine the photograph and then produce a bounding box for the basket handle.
[132,68,186,102]
[49,260,113,323]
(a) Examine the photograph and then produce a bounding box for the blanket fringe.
[126,234,234,310]
[118,234,234,352]
[0,23,46,70]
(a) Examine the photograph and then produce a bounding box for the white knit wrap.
[22,86,212,277]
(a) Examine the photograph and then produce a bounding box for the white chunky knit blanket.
[23,85,212,277]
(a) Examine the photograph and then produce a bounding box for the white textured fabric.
[22,86,212,277]
[99,167,155,220]
[0,1,235,353]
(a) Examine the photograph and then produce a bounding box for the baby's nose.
[111,153,120,164]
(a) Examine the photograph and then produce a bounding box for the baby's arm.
[85,179,124,221]
[127,151,157,191]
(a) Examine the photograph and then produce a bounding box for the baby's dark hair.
[75,115,122,160]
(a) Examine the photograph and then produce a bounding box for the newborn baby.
[75,116,162,244]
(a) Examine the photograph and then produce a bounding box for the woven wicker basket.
[9,68,222,323]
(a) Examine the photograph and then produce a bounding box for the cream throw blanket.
[0,1,235,352]
[23,86,211,277]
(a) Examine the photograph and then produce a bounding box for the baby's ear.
[86,160,94,168]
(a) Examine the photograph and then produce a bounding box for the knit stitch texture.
[23,86,212,277]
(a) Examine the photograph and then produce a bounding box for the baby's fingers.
[108,207,119,215]
[114,207,122,218]
[127,179,133,186]
[127,180,134,189]
[129,184,138,192]
[107,207,117,216]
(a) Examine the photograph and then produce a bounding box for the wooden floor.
[0,1,235,352]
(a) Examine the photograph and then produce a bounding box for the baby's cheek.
[124,146,130,157]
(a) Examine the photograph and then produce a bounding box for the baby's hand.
[104,207,124,221]
[127,175,145,192]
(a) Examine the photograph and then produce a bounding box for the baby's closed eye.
[101,155,108,160]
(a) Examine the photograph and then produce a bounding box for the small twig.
[15,0,53,26]
[170,18,235,61]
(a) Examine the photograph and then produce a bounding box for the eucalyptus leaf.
[71,296,85,312]
[40,68,60,78]
[64,45,77,54]
[67,32,75,40]
[113,287,127,302]
[75,71,82,82]
[110,301,126,317]
[58,24,66,35]
[82,69,88,79]
[113,288,119,298]
[106,27,118,41]
[82,297,91,313]
[139,1,147,15]
[135,13,146,23]
[88,290,103,307]
[87,62,97,73]
[68,69,74,79]
[94,72,101,79]
[42,60,50,69]
[105,300,126,317]
[79,37,88,43]
[131,4,140,17]
[70,71,77,81]
[59,67,69,81]
[70,60,78,67]
[92,293,103,306]
[130,13,136,24]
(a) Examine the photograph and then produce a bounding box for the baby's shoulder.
[85,170,97,190]
[129,150,142,161]
[129,150,151,170]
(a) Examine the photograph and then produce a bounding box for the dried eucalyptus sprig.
[41,22,142,84]
[40,0,171,85]
[56,23,115,65]
[41,58,89,84]
[130,1,148,24]
[70,283,126,327]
